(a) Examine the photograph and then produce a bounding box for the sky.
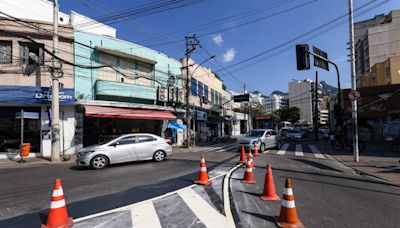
[59,0,400,95]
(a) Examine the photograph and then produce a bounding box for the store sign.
[0,85,74,105]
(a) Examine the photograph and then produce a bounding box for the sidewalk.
[0,154,76,168]
[314,139,400,185]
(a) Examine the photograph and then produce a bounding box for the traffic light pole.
[314,71,318,141]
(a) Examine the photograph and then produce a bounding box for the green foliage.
[274,107,300,123]
[250,101,267,117]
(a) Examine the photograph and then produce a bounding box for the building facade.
[265,94,289,113]
[0,18,75,158]
[289,79,321,125]
[355,10,400,84]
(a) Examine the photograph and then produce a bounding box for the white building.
[289,79,321,125]
[265,94,289,113]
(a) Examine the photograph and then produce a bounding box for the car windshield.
[247,130,265,137]
[288,129,301,133]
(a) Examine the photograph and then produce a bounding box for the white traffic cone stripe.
[200,167,207,171]
[281,199,296,208]
[50,199,66,209]
[283,188,293,195]
[52,188,64,197]
[245,168,253,172]
[200,159,205,163]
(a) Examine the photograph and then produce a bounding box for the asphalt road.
[0,148,238,228]
[231,142,400,228]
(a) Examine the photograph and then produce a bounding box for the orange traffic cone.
[241,155,255,184]
[239,146,246,164]
[249,152,255,170]
[275,178,304,228]
[42,179,73,228]
[260,163,280,201]
[194,154,212,185]
[253,145,259,157]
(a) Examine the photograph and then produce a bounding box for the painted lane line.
[178,188,227,228]
[74,167,234,223]
[295,144,304,157]
[276,143,289,155]
[130,201,162,228]
[223,163,242,228]
[309,145,325,159]
[263,150,271,154]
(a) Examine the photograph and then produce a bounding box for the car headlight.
[79,151,95,157]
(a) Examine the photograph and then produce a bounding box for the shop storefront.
[78,105,177,147]
[0,85,75,157]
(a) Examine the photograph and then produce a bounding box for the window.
[19,42,44,64]
[191,78,197,95]
[198,81,203,96]
[211,89,215,104]
[215,92,219,105]
[218,93,222,105]
[137,135,155,143]
[115,136,136,145]
[0,41,12,64]
[204,85,209,101]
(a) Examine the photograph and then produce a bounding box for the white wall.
[70,11,116,38]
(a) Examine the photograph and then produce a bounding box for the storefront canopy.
[84,105,176,120]
[167,121,187,129]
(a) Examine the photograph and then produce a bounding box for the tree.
[274,107,300,123]
[250,101,267,117]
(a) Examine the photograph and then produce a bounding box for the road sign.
[233,94,250,102]
[348,90,360,100]
[313,46,329,71]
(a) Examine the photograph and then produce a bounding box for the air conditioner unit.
[158,87,167,102]
[176,88,185,103]
[168,87,176,102]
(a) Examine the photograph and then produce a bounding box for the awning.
[167,122,187,129]
[84,105,176,120]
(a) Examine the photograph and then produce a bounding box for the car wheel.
[260,143,265,152]
[153,150,166,162]
[90,155,109,170]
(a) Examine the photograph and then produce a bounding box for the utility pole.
[348,0,359,162]
[51,0,61,162]
[314,71,319,141]
[184,35,199,147]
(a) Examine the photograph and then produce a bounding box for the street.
[1,142,399,227]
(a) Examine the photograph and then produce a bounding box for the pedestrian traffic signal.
[296,44,310,70]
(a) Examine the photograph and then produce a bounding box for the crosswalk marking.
[309,145,325,159]
[263,150,271,154]
[295,144,304,156]
[277,143,289,155]
[130,201,162,228]
[178,188,227,228]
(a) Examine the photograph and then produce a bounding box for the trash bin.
[19,143,31,157]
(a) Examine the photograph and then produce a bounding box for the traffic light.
[296,44,310,70]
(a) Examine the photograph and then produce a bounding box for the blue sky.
[60,0,400,94]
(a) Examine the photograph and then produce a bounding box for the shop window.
[191,78,197,95]
[0,41,12,64]
[198,81,203,96]
[19,42,44,64]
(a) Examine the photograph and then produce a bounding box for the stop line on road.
[264,143,327,159]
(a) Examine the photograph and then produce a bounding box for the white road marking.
[295,144,304,156]
[309,145,325,159]
[263,150,271,154]
[223,164,242,228]
[277,143,289,155]
[178,188,228,228]
[130,201,162,228]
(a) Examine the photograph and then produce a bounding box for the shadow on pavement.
[241,211,275,223]
[378,168,400,174]
[236,190,261,198]
[289,176,400,196]
[292,158,343,173]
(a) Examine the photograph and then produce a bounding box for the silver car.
[76,133,172,169]
[286,129,303,141]
[237,129,281,152]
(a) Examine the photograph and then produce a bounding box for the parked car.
[76,133,172,169]
[286,129,303,141]
[237,129,281,152]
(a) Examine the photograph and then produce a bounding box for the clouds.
[223,48,236,63]
[212,34,224,46]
